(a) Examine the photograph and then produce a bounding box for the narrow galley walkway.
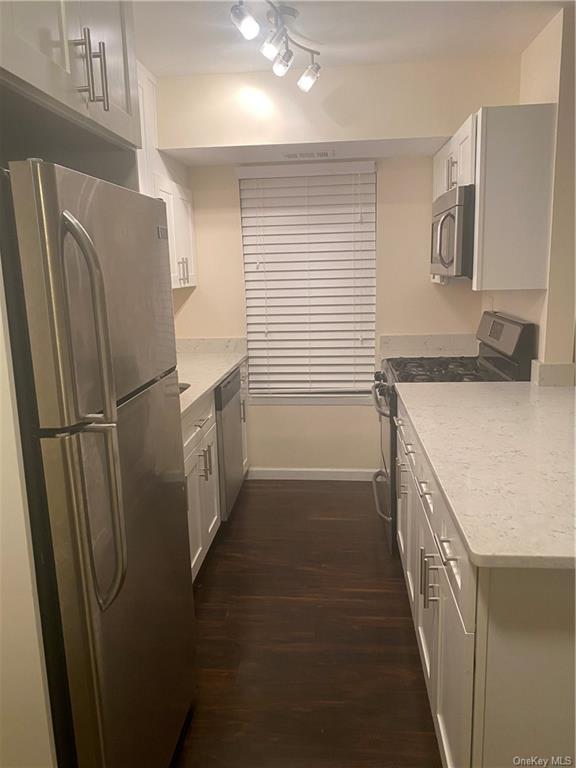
[174,480,441,768]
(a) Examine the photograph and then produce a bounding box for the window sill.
[248,394,372,406]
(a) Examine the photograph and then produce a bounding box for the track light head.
[297,61,321,92]
[272,44,294,77]
[230,2,260,40]
[260,25,285,61]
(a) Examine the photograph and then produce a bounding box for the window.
[239,162,376,397]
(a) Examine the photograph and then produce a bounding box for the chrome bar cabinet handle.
[207,443,213,475]
[72,27,96,102]
[93,41,110,111]
[198,449,209,481]
[423,555,440,609]
[241,399,246,423]
[436,534,459,564]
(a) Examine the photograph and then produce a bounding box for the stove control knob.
[374,371,385,382]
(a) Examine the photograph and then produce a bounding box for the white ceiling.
[134,1,562,77]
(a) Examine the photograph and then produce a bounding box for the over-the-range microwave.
[430,185,475,278]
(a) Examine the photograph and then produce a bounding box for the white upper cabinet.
[433,103,556,291]
[0,1,140,147]
[77,1,140,146]
[138,63,197,290]
[0,2,86,114]
[433,114,476,199]
[472,103,556,291]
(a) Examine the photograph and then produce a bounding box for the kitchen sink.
[178,382,191,394]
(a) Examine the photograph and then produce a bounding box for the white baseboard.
[246,467,377,481]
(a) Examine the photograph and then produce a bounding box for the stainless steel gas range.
[371,311,536,553]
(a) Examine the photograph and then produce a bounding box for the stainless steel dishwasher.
[215,368,244,520]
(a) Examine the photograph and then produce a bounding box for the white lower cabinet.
[185,448,204,580]
[240,362,249,476]
[396,398,574,768]
[200,424,220,552]
[183,397,221,581]
[436,566,475,768]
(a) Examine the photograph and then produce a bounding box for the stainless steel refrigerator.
[6,159,194,768]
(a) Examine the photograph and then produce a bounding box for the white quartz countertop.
[176,339,247,415]
[396,383,575,569]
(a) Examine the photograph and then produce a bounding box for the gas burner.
[383,356,501,384]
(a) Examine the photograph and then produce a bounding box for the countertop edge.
[396,388,575,571]
[178,353,248,416]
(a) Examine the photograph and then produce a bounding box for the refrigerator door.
[9,159,176,429]
[40,372,194,768]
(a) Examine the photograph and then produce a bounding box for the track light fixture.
[272,38,294,77]
[260,21,285,61]
[230,1,260,41]
[297,55,321,92]
[230,0,321,92]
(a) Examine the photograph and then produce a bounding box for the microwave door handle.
[61,210,117,423]
[437,211,455,268]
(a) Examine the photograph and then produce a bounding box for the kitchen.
[0,2,574,768]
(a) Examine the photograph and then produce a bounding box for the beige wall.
[176,155,482,469]
[0,275,56,767]
[481,9,574,363]
[173,166,246,338]
[158,55,519,150]
[376,156,481,336]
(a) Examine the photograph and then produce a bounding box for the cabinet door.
[78,0,140,146]
[185,450,205,581]
[200,425,221,551]
[413,481,440,700]
[172,183,197,288]
[0,1,86,114]
[153,174,181,289]
[240,363,249,475]
[435,567,474,768]
[452,114,476,187]
[136,63,157,195]
[432,143,450,200]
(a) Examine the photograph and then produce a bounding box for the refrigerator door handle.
[84,422,128,611]
[61,210,117,423]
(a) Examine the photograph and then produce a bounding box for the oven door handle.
[371,383,390,418]
[372,469,393,523]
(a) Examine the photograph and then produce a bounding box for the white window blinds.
[239,164,376,395]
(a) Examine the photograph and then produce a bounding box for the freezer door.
[9,159,176,429]
[41,373,194,768]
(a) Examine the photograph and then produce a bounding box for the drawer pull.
[194,416,210,429]
[418,480,432,498]
[404,443,416,455]
[393,416,404,428]
[198,449,209,481]
[437,535,459,564]
[423,555,440,609]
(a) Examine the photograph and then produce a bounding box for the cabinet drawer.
[182,392,215,460]
[416,461,476,632]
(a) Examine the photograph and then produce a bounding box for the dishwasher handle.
[215,368,241,411]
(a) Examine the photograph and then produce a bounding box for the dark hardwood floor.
[175,480,442,768]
